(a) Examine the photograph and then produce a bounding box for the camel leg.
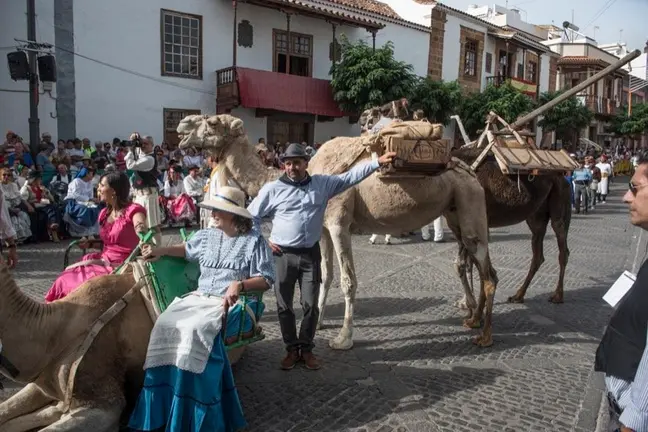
[328,224,357,350]
[451,184,498,347]
[548,189,571,304]
[0,383,55,426]
[508,211,550,303]
[445,213,477,313]
[3,402,64,432]
[317,226,335,330]
[39,404,122,432]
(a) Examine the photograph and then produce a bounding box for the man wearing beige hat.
[248,143,395,370]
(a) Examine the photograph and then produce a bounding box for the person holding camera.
[125,133,162,245]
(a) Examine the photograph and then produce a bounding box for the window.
[161,9,202,79]
[463,39,477,77]
[526,61,537,83]
[485,52,493,74]
[163,108,201,146]
[273,30,313,77]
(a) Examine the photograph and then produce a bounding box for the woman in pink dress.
[45,171,148,302]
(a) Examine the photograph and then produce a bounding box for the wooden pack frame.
[466,112,579,175]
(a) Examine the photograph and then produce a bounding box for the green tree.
[537,91,593,146]
[330,35,417,113]
[408,78,463,125]
[608,103,648,138]
[457,84,536,138]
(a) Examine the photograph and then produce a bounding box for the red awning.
[235,67,346,117]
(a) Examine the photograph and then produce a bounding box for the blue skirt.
[128,335,246,432]
[64,200,100,227]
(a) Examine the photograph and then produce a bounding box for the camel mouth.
[177,133,194,150]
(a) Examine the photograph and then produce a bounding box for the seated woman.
[44,171,148,302]
[129,186,275,432]
[19,170,60,242]
[63,167,101,237]
[0,168,32,242]
[161,164,196,226]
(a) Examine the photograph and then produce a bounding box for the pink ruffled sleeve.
[127,203,146,221]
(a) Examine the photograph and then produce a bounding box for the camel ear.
[230,118,244,136]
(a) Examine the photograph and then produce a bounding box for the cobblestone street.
[1,180,639,431]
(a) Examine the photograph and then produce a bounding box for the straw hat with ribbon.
[198,186,251,219]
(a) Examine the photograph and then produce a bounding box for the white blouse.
[65,178,94,202]
[164,180,185,198]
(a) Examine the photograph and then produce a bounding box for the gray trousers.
[274,243,321,353]
[574,183,589,212]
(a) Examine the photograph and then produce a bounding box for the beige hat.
[198,186,252,219]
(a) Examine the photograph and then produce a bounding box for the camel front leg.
[549,210,570,304]
[39,404,122,432]
[0,383,55,426]
[454,245,477,316]
[3,401,64,432]
[317,226,335,330]
[508,214,549,303]
[328,224,357,350]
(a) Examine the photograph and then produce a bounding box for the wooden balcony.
[486,75,538,97]
[216,66,239,114]
[578,94,621,116]
[215,66,345,117]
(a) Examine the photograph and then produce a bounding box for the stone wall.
[427,9,446,81]
[457,26,485,93]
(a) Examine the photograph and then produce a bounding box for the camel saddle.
[366,120,451,177]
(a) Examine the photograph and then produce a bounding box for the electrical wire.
[582,0,618,31]
[52,44,216,96]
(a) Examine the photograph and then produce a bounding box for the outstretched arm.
[323,152,396,198]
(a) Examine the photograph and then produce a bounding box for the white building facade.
[0,0,429,146]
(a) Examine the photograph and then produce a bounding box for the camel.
[0,265,152,431]
[176,113,499,350]
[360,100,571,306]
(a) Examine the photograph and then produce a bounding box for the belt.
[607,392,622,416]
[574,180,588,185]
[278,242,319,255]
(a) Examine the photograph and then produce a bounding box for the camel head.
[176,114,246,157]
[359,98,410,133]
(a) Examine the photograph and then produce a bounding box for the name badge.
[603,271,636,307]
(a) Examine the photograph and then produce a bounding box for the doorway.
[267,116,314,147]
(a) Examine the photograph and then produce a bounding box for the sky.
[381,0,647,51]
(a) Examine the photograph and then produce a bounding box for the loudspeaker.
[37,55,57,82]
[6,51,29,80]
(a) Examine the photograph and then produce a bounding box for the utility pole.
[26,0,40,158]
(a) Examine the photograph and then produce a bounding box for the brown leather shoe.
[280,351,300,370]
[301,351,321,370]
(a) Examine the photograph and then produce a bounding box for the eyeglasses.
[629,182,648,195]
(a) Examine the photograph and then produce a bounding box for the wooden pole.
[509,49,642,131]
[232,0,238,67]
[285,13,291,74]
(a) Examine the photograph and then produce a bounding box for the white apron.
[596,162,612,195]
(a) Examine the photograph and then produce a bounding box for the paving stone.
[0,181,634,431]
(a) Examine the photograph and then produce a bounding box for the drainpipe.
[232,0,237,67]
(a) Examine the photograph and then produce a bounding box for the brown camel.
[360,100,571,306]
[176,113,499,350]
[0,265,152,431]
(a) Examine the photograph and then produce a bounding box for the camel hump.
[378,121,444,141]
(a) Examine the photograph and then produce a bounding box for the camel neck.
[221,135,282,197]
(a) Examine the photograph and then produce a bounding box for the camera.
[121,137,142,148]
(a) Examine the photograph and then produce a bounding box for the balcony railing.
[486,75,538,97]
[216,66,239,113]
[577,94,621,116]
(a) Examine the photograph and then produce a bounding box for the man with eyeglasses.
[595,152,648,431]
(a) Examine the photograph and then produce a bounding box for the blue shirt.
[607,328,648,430]
[247,158,380,248]
[571,168,592,182]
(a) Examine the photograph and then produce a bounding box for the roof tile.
[326,0,401,19]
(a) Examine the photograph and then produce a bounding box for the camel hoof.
[548,294,564,304]
[463,317,481,329]
[507,295,524,304]
[472,334,493,348]
[329,336,354,350]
